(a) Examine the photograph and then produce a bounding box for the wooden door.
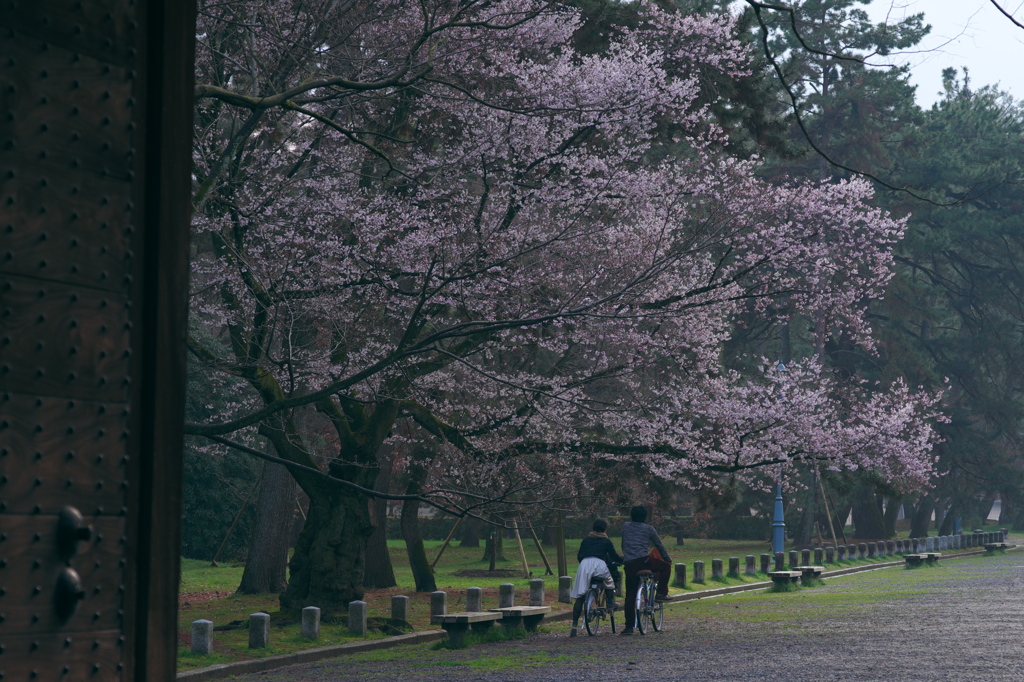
[0,1,195,679]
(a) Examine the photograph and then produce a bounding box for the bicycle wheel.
[651,601,664,631]
[584,588,602,636]
[651,580,665,631]
[635,580,649,634]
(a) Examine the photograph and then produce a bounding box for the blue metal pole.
[772,481,786,555]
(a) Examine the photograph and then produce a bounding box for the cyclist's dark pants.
[623,556,671,628]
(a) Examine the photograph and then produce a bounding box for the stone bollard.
[674,563,687,588]
[926,537,935,552]
[302,606,321,640]
[868,542,876,559]
[249,612,270,649]
[349,601,367,636]
[788,550,799,568]
[431,591,447,619]
[825,546,835,564]
[191,619,213,655]
[499,583,515,608]
[848,544,857,560]
[466,586,483,612]
[711,559,724,580]
[800,549,810,566]
[745,555,756,576]
[774,552,785,572]
[760,554,771,574]
[858,543,867,559]
[392,595,409,621]
[941,536,948,551]
[837,545,846,561]
[728,557,740,578]
[887,540,895,555]
[1002,528,1008,541]
[693,560,706,583]
[559,576,572,603]
[529,579,545,607]
[814,548,823,565]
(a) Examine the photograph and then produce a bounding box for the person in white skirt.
[569,519,623,637]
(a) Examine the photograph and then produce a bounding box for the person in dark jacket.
[577,519,624,589]
[620,505,672,635]
[569,519,622,637]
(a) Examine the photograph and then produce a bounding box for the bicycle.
[634,569,664,634]
[583,568,620,635]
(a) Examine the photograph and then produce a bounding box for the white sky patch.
[863,0,1024,106]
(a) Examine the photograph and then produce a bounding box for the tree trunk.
[933,499,946,532]
[794,485,817,546]
[280,486,374,613]
[883,496,901,537]
[363,454,397,589]
[482,528,506,562]
[400,456,437,593]
[910,496,934,538]
[238,456,295,594]
[459,516,481,548]
[542,515,558,547]
[938,502,956,536]
[851,485,886,539]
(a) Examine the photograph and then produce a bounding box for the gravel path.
[236,552,1024,681]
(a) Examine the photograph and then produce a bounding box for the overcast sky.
[863,0,1024,107]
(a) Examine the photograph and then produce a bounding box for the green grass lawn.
[178,523,1015,671]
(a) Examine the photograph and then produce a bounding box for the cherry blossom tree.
[186,0,942,610]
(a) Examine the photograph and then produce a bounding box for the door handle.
[56,506,93,560]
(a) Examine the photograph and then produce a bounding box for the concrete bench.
[793,565,824,585]
[432,611,503,646]
[905,553,941,568]
[768,570,802,586]
[985,542,1013,552]
[489,605,551,632]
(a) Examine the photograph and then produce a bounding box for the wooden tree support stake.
[526,521,554,575]
[555,513,568,578]
[512,520,531,579]
[430,515,464,570]
[210,471,262,567]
